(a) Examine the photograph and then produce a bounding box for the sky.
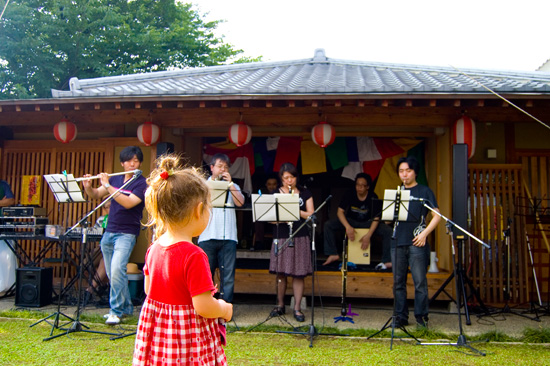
[191,0,548,72]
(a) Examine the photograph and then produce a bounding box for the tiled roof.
[51,49,550,98]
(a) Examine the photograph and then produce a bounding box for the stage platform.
[234,250,450,300]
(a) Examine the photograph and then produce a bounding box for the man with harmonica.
[82,146,148,326]
[198,153,244,304]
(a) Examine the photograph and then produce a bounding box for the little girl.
[133,154,233,366]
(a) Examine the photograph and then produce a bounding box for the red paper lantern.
[311,121,335,148]
[228,121,252,146]
[53,118,77,143]
[452,116,476,159]
[137,121,160,146]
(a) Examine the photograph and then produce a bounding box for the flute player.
[82,146,148,326]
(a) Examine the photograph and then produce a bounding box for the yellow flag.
[301,140,327,175]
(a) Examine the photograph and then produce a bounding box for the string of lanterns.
[53,117,161,146]
[52,114,475,159]
[227,115,336,148]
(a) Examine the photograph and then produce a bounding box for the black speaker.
[452,144,468,239]
[156,142,174,158]
[15,267,53,307]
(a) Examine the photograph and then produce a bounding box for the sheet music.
[381,189,410,221]
[251,193,300,222]
[44,174,86,203]
[273,193,300,221]
[251,194,277,222]
[207,180,230,208]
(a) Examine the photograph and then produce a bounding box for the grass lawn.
[1,313,549,366]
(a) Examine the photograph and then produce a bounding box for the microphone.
[409,196,424,201]
[289,186,293,195]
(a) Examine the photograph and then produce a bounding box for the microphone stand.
[419,200,489,356]
[276,195,345,348]
[44,171,141,341]
[482,219,540,321]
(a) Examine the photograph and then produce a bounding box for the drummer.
[322,173,392,269]
[81,146,148,326]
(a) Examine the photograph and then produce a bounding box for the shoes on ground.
[375,262,387,270]
[269,306,285,317]
[393,317,409,328]
[105,314,121,326]
[293,310,305,322]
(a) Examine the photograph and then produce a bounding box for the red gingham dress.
[133,241,227,366]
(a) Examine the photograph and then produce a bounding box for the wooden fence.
[468,161,549,305]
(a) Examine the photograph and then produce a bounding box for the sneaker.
[105,314,121,325]
[375,262,387,270]
[103,313,110,319]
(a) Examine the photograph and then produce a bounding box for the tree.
[0,0,245,99]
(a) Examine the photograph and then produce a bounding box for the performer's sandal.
[293,310,305,322]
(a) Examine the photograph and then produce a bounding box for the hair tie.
[160,169,174,180]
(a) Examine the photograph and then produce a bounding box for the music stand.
[42,172,141,341]
[368,187,420,349]
[275,195,344,347]
[30,173,87,334]
[246,193,301,331]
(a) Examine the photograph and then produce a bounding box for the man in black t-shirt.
[322,173,392,267]
[392,156,440,329]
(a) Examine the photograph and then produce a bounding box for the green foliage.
[0,0,245,99]
[472,330,515,342]
[522,327,550,343]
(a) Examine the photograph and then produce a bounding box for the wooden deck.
[233,251,451,300]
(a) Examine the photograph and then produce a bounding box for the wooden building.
[1,49,549,305]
